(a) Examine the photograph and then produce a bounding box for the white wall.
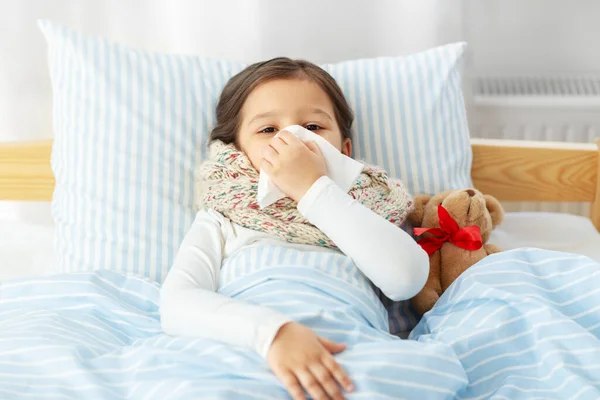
[3,0,600,224]
[0,0,464,141]
[0,0,464,224]
[464,0,600,76]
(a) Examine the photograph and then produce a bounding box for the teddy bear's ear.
[408,195,431,227]
[484,195,504,227]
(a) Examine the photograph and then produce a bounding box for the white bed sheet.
[1,212,599,282]
[0,219,56,281]
[490,212,600,262]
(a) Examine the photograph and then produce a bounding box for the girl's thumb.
[318,336,347,354]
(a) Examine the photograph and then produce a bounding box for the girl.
[160,58,429,400]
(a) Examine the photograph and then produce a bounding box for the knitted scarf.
[195,140,413,249]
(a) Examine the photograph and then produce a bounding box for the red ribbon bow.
[414,205,483,256]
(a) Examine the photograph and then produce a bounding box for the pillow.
[40,19,471,287]
[321,52,472,195]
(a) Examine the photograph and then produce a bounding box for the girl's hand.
[267,322,354,400]
[261,130,327,202]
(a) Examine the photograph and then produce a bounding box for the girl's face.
[237,78,352,170]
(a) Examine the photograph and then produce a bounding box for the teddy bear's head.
[408,189,504,243]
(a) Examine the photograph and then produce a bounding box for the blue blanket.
[0,247,599,399]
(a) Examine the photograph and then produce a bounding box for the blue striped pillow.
[322,50,472,194]
[40,19,471,295]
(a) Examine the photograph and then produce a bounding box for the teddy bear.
[408,188,505,316]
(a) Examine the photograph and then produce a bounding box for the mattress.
[490,211,600,261]
[0,219,56,281]
[0,212,599,282]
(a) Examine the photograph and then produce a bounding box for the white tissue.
[257,125,364,208]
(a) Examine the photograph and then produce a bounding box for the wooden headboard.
[1,138,599,230]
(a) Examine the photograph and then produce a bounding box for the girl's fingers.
[262,145,279,166]
[278,129,301,144]
[276,130,291,144]
[304,140,322,156]
[270,135,287,152]
[276,369,306,400]
[278,130,306,148]
[261,158,273,174]
[318,336,347,354]
[322,354,354,393]
[309,363,344,400]
[296,368,328,400]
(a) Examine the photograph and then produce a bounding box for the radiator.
[468,75,600,216]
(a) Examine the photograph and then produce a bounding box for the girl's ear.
[342,138,352,157]
[408,195,432,227]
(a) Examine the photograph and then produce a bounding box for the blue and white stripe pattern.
[322,43,472,196]
[40,19,245,282]
[2,247,600,399]
[410,248,600,399]
[40,19,471,283]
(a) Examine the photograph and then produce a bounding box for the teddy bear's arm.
[411,252,442,315]
[484,244,501,255]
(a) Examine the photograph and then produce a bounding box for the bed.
[2,211,600,283]
[1,138,600,400]
[2,138,600,282]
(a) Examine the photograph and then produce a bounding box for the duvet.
[0,247,599,399]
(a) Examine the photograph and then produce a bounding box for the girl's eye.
[259,127,277,134]
[305,124,322,131]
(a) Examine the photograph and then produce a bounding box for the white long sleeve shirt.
[160,176,429,359]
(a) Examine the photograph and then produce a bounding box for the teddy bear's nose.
[465,189,476,197]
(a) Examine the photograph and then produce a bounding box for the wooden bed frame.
[1,138,600,231]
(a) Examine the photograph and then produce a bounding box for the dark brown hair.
[209,57,354,145]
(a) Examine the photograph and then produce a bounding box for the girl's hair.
[210,57,354,144]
